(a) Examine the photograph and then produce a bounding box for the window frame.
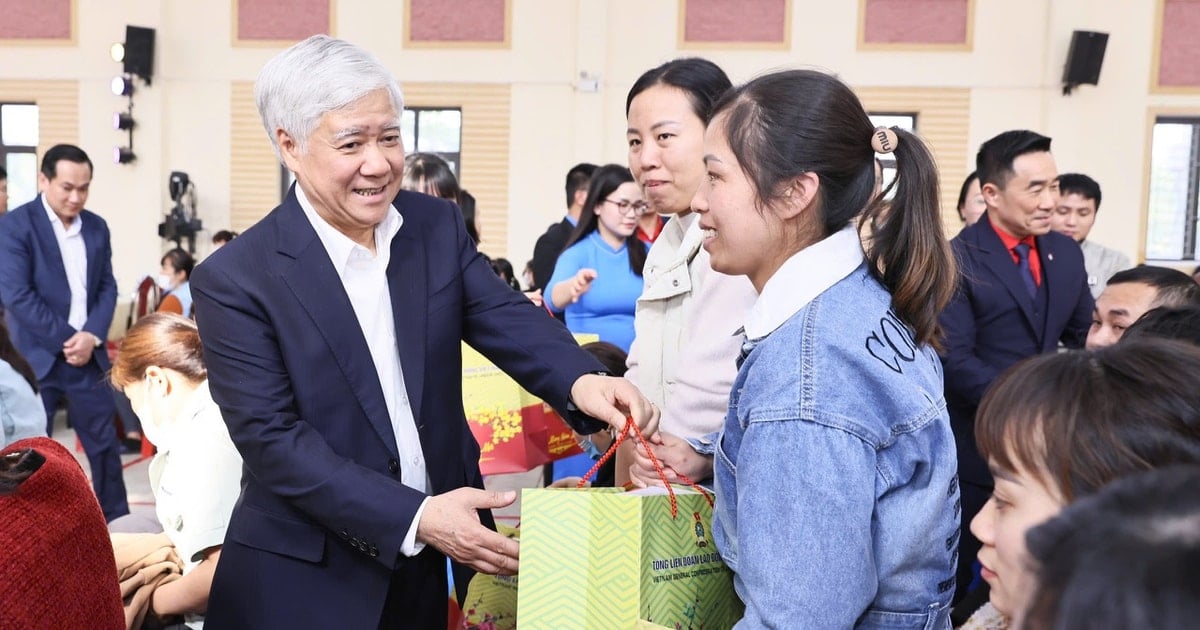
[0,102,40,209]
[1144,116,1200,262]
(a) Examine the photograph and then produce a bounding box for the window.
[1,103,39,209]
[279,106,463,202]
[1145,117,1200,261]
[401,107,462,176]
[867,113,917,197]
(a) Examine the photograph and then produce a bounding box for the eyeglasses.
[604,198,649,216]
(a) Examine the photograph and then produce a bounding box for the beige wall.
[1,0,1199,325]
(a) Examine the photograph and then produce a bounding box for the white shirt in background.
[41,196,88,330]
[148,380,243,630]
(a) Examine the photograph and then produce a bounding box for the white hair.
[254,35,404,159]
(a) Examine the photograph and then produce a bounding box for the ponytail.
[714,71,956,350]
[861,127,957,351]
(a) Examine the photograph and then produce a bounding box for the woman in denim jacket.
[691,69,960,628]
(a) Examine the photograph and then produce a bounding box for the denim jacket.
[710,233,959,629]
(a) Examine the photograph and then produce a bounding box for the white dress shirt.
[296,186,429,555]
[41,196,88,330]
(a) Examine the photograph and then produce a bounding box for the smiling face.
[626,85,708,216]
[595,181,644,243]
[970,456,1065,619]
[693,114,802,293]
[983,152,1059,238]
[38,159,92,225]
[278,88,403,248]
[1050,192,1097,243]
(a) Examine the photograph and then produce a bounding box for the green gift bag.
[461,524,520,630]
[517,483,741,629]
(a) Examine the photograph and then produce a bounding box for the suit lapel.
[388,206,427,434]
[275,194,400,460]
[974,218,1039,332]
[80,213,101,301]
[1036,233,1070,333]
[29,197,69,284]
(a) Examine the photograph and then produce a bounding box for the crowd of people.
[1,33,1199,629]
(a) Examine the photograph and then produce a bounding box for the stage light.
[114,147,136,164]
[113,112,135,130]
[111,75,134,97]
[110,42,125,63]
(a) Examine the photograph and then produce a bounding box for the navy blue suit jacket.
[939,214,1092,487]
[192,188,605,628]
[0,196,117,378]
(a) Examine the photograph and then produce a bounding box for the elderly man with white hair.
[192,35,658,629]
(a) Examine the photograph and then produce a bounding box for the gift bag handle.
[577,419,713,518]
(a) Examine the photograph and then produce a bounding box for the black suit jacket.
[192,188,604,628]
[939,214,1093,486]
[530,217,573,292]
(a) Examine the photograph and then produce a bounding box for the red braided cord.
[577,419,715,517]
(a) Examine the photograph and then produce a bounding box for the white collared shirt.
[296,186,429,555]
[744,226,865,340]
[41,195,88,330]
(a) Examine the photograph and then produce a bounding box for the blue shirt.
[546,231,644,352]
[1,359,45,448]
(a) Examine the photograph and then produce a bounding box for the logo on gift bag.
[692,512,708,548]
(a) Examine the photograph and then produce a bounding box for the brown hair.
[110,313,206,389]
[713,69,955,350]
[975,338,1200,502]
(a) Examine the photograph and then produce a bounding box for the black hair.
[1107,265,1200,309]
[975,130,1052,190]
[0,448,46,496]
[0,318,37,393]
[211,230,238,244]
[625,57,732,125]
[0,164,7,180]
[1122,305,1200,347]
[489,257,522,291]
[976,338,1200,502]
[564,163,598,209]
[712,69,955,350]
[582,341,628,377]
[160,248,196,279]
[562,164,647,277]
[1057,173,1102,210]
[1022,465,1200,630]
[955,170,979,215]
[40,144,93,180]
[403,152,461,201]
[457,189,479,245]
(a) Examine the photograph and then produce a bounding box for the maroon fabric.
[0,438,124,629]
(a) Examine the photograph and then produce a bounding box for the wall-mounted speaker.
[1062,30,1108,95]
[123,25,156,85]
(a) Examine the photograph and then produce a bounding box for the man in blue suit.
[0,144,128,521]
[940,130,1092,601]
[192,36,657,629]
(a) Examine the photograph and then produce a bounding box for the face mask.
[133,376,173,451]
[579,434,605,461]
[156,274,174,291]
